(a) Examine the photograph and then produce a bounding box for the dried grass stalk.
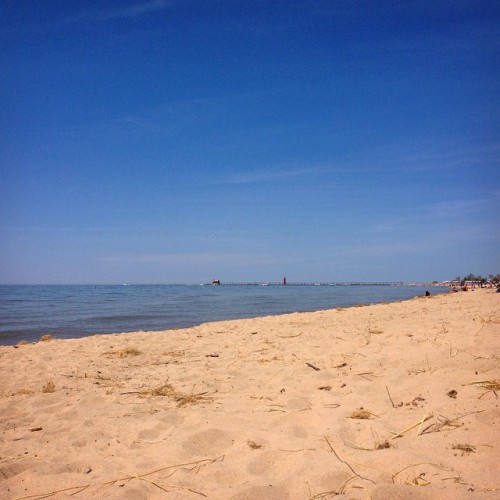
[452,443,476,454]
[421,415,462,434]
[142,382,212,407]
[464,379,500,392]
[149,383,176,397]
[14,456,224,500]
[176,393,211,407]
[350,408,377,419]
[375,440,391,450]
[391,414,433,439]
[257,356,280,363]
[391,462,453,486]
[324,437,375,485]
[42,381,55,393]
[15,388,34,396]
[247,440,263,449]
[421,410,485,435]
[105,348,141,358]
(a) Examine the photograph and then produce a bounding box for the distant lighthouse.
[283,276,287,285]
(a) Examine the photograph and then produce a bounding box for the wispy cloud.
[340,240,434,258]
[98,0,170,21]
[365,193,498,240]
[355,141,500,174]
[334,230,464,261]
[215,165,329,185]
[401,143,500,171]
[56,0,170,27]
[98,251,306,268]
[99,252,259,266]
[425,199,491,219]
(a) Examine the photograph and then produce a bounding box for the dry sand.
[0,288,499,499]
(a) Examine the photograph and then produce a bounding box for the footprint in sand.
[182,428,233,455]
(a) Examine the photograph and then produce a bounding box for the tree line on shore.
[453,273,500,285]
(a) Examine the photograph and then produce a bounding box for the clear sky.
[1,1,499,284]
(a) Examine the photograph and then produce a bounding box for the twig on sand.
[13,456,224,500]
[276,332,302,338]
[135,456,225,480]
[119,471,207,497]
[323,403,341,409]
[306,362,321,371]
[279,447,316,452]
[263,402,312,413]
[324,437,375,484]
[14,484,92,500]
[132,436,169,444]
[386,385,396,408]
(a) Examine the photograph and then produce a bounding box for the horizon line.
[0,281,447,286]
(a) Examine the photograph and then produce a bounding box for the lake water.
[0,284,447,345]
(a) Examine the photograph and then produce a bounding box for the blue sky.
[1,0,499,284]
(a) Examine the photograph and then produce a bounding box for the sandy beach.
[0,288,498,499]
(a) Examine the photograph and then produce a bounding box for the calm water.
[0,284,447,345]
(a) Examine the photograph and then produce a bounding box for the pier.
[205,281,408,286]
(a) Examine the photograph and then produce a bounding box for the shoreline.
[1,289,498,499]
[0,284,449,346]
